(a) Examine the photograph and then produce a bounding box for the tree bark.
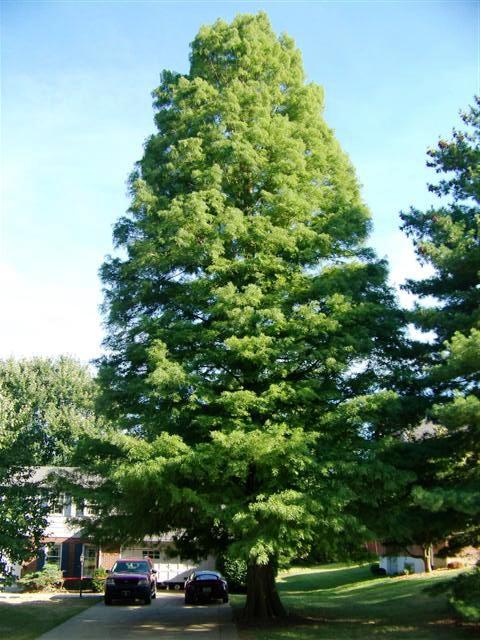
[422,543,433,573]
[243,561,287,621]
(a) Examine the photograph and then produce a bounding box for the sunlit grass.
[0,596,101,640]
[233,564,471,639]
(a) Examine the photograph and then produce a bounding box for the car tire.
[184,594,192,605]
[222,595,229,603]
[144,594,152,605]
[105,597,113,606]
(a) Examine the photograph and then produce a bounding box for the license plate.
[202,587,211,594]
[122,590,131,597]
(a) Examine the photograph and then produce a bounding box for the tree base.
[243,562,287,621]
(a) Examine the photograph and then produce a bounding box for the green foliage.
[93,12,406,617]
[369,98,480,561]
[401,96,480,345]
[0,473,48,585]
[218,554,247,593]
[0,357,100,580]
[0,356,98,466]
[91,568,108,593]
[17,565,64,592]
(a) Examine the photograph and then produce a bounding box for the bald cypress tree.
[97,13,404,619]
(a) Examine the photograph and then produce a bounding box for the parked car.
[104,558,157,605]
[184,570,228,604]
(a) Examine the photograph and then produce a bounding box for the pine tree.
[389,98,480,563]
[97,13,404,619]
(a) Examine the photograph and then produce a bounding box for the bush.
[404,562,415,575]
[18,565,64,591]
[217,555,247,593]
[92,568,108,593]
[447,561,464,569]
[370,563,387,576]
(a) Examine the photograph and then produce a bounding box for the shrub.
[447,561,464,569]
[18,565,64,591]
[404,562,415,575]
[92,568,108,593]
[370,563,387,576]
[217,555,247,593]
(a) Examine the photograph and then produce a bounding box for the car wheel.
[104,596,113,606]
[184,594,192,605]
[222,595,229,603]
[144,594,152,605]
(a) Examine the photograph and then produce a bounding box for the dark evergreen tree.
[375,98,480,569]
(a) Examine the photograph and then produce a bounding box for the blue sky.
[1,0,478,363]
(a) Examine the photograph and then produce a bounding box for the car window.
[112,561,150,573]
[196,573,219,580]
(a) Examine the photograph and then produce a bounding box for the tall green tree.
[0,356,98,579]
[384,98,480,565]
[401,97,480,346]
[96,13,405,619]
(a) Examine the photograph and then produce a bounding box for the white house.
[18,467,215,587]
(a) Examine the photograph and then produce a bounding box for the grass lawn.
[232,564,475,640]
[0,595,101,640]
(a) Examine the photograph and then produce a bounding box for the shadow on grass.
[0,594,101,607]
[234,566,476,639]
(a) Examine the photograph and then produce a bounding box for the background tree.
[95,13,406,619]
[371,98,480,568]
[0,356,98,579]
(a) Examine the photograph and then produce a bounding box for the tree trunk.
[243,561,287,620]
[422,543,432,573]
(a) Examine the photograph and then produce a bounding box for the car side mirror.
[152,569,157,574]
[106,569,110,573]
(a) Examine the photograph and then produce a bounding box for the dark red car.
[184,570,229,604]
[104,558,157,605]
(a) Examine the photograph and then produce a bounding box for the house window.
[76,500,96,517]
[143,549,161,560]
[49,493,72,516]
[45,543,62,568]
[49,494,64,515]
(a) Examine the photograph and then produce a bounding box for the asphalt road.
[36,591,238,640]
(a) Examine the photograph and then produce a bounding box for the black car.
[184,570,229,604]
[104,558,157,605]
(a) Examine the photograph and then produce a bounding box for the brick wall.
[99,548,121,571]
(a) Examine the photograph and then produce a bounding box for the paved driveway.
[37,591,238,640]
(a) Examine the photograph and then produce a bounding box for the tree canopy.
[93,13,407,619]
[0,356,98,578]
[371,98,480,568]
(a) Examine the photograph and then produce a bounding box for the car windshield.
[112,561,149,574]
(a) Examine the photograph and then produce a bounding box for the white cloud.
[373,230,435,309]
[0,262,103,364]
